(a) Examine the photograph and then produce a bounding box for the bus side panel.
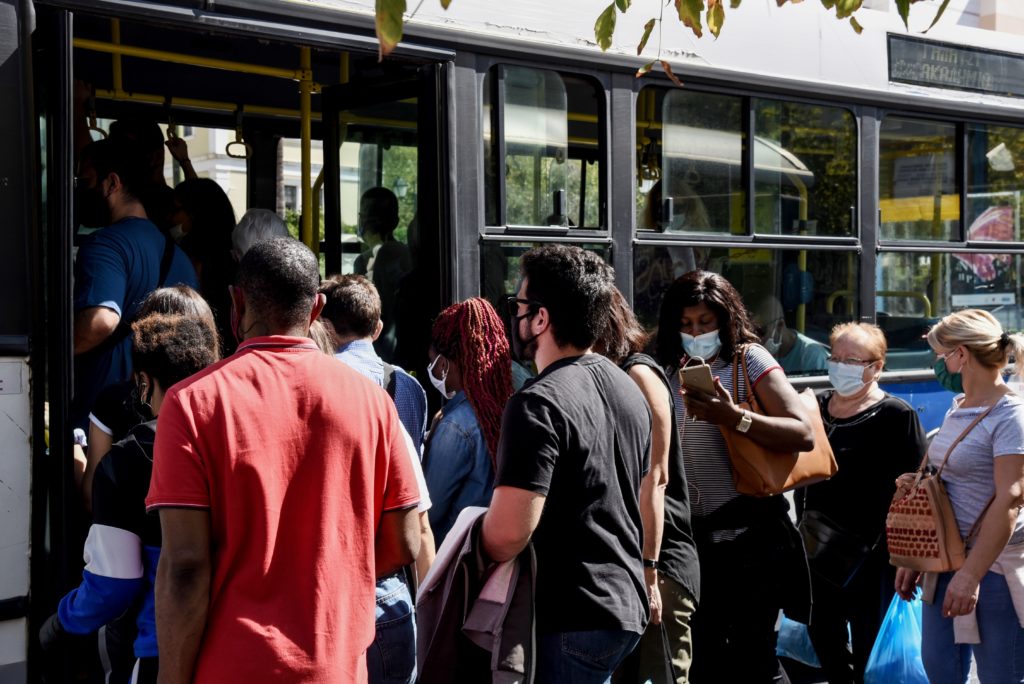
[881,379,954,435]
[0,360,30,681]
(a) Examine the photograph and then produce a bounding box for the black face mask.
[75,184,111,228]
[509,311,539,363]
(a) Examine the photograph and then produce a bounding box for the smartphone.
[679,363,715,394]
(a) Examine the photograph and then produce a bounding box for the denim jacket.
[423,391,493,545]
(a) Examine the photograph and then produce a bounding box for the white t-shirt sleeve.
[402,424,432,512]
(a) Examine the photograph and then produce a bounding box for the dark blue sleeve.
[73,230,129,317]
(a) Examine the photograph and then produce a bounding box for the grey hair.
[232,209,289,259]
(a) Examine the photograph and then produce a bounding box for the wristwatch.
[642,558,658,569]
[735,409,752,433]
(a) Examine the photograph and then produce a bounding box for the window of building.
[284,185,298,213]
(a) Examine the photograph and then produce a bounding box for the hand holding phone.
[679,363,714,395]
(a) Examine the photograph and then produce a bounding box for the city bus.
[2,0,1024,679]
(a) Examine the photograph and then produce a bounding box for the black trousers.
[688,526,792,684]
[806,554,894,684]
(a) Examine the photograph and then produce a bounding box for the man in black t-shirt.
[481,245,651,682]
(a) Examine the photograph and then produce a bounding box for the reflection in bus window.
[483,67,603,228]
[661,90,744,234]
[877,251,1022,370]
[752,99,856,236]
[967,123,1023,243]
[880,117,959,241]
[632,245,858,376]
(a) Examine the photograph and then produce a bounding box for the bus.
[2,0,1024,679]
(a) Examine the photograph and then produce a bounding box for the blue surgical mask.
[680,330,722,360]
[934,356,964,394]
[828,361,867,397]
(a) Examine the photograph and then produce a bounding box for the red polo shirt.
[147,336,419,682]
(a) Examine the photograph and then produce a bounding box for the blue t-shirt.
[72,218,198,429]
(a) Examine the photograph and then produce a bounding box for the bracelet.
[642,558,658,569]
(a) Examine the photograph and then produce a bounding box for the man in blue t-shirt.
[72,138,198,430]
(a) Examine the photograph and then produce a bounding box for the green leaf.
[834,0,861,19]
[675,0,704,38]
[730,0,741,8]
[707,0,725,37]
[595,3,618,51]
[820,0,837,9]
[616,0,632,12]
[376,0,406,58]
[440,0,452,8]
[895,0,911,28]
[660,60,684,87]
[637,18,657,55]
[636,61,655,78]
[925,0,952,32]
[849,15,863,33]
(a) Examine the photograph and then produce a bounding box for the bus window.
[880,117,959,241]
[660,89,745,234]
[480,241,611,316]
[752,99,856,237]
[483,66,603,229]
[967,123,1024,240]
[632,244,859,376]
[877,251,1022,370]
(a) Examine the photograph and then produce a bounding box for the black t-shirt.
[621,353,701,604]
[496,354,652,634]
[803,392,926,543]
[90,380,150,444]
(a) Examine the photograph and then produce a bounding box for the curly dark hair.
[654,270,760,369]
[237,238,320,330]
[131,313,219,391]
[520,244,615,350]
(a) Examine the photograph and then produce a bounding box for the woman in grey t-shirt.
[894,309,1024,684]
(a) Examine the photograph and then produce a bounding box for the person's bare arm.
[629,365,669,625]
[481,486,546,563]
[942,454,1024,617]
[684,370,813,452]
[81,423,114,512]
[415,512,436,582]
[74,307,120,354]
[165,138,198,181]
[156,508,211,684]
[376,506,420,579]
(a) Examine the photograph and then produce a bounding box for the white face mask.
[762,320,784,357]
[828,361,869,397]
[680,330,722,360]
[427,355,456,400]
[168,223,186,243]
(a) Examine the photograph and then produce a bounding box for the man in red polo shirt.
[147,238,420,683]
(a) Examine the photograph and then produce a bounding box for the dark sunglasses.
[506,296,545,318]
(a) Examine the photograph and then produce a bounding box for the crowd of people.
[46,115,1024,684]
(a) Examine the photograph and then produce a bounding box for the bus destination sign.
[888,35,1024,98]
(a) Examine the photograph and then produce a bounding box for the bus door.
[321,63,450,385]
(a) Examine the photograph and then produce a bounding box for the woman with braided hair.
[423,297,514,545]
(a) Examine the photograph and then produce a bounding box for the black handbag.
[799,510,876,588]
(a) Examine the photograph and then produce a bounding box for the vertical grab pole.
[110,19,123,95]
[299,46,314,251]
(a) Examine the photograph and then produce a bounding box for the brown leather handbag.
[719,347,837,497]
[886,401,999,573]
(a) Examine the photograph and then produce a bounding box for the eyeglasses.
[506,296,545,318]
[827,356,880,366]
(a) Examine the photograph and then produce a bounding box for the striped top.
[670,344,781,532]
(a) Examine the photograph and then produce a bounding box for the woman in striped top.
[654,270,815,684]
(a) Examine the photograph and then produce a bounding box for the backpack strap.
[382,363,397,399]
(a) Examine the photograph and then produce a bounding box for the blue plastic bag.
[776,615,821,668]
[864,593,928,684]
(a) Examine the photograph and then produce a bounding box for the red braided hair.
[431,297,513,462]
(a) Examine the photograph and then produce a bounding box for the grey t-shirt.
[929,392,1024,545]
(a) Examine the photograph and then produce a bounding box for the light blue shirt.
[423,391,493,545]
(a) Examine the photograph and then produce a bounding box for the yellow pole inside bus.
[110,20,123,94]
[300,47,314,252]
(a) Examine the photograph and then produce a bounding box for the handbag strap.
[730,346,752,406]
[929,399,1001,478]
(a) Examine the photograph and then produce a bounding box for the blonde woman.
[894,309,1024,684]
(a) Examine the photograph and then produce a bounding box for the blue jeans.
[922,570,1024,684]
[367,573,416,684]
[537,629,642,684]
